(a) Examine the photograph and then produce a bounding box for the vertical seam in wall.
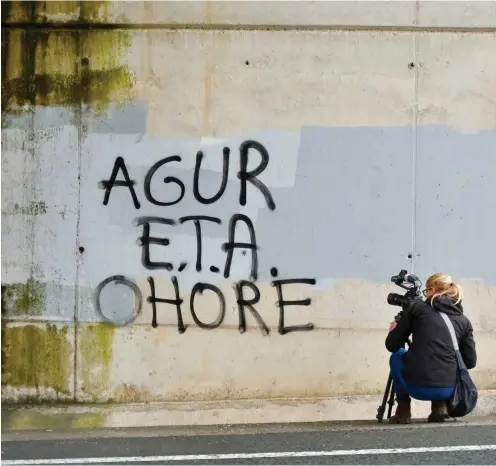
[23,28,37,287]
[27,110,36,285]
[203,33,213,136]
[73,16,83,401]
[411,0,420,273]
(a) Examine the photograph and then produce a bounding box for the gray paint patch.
[2,101,148,134]
[84,100,149,135]
[2,106,78,131]
[78,124,496,291]
[256,125,414,282]
[415,126,496,284]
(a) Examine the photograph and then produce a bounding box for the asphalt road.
[2,420,496,465]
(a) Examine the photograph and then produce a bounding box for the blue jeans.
[389,348,455,402]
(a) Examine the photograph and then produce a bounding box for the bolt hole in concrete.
[81,57,89,66]
[408,253,413,259]
[245,60,250,65]
[408,62,415,69]
[79,247,85,253]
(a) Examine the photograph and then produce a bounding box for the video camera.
[387,269,422,308]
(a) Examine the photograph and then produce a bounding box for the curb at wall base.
[2,390,496,431]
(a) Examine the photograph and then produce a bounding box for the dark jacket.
[385,296,477,387]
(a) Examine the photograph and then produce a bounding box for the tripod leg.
[376,374,393,423]
[387,379,396,419]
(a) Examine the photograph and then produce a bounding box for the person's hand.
[388,321,398,332]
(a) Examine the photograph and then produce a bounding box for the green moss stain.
[71,412,106,428]
[2,1,38,24]
[80,29,134,114]
[79,1,111,23]
[2,1,115,24]
[1,279,45,316]
[1,324,72,395]
[2,1,134,113]
[2,410,105,431]
[78,324,115,399]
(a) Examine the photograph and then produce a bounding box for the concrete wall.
[2,1,496,407]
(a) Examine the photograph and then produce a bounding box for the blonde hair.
[426,272,464,305]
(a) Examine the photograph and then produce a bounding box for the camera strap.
[439,312,459,351]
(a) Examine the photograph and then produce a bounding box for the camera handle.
[376,338,412,423]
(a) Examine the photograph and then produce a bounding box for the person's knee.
[389,349,408,377]
[389,348,407,364]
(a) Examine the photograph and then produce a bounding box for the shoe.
[389,399,412,424]
[428,400,450,422]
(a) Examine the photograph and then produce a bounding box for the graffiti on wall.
[95,140,316,335]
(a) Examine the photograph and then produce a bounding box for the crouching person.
[385,273,477,423]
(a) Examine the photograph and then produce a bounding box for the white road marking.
[3,444,496,465]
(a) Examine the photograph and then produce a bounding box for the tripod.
[376,339,411,423]
[376,373,396,422]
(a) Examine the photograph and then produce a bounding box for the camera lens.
[387,293,408,307]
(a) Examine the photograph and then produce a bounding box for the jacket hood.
[429,295,464,315]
